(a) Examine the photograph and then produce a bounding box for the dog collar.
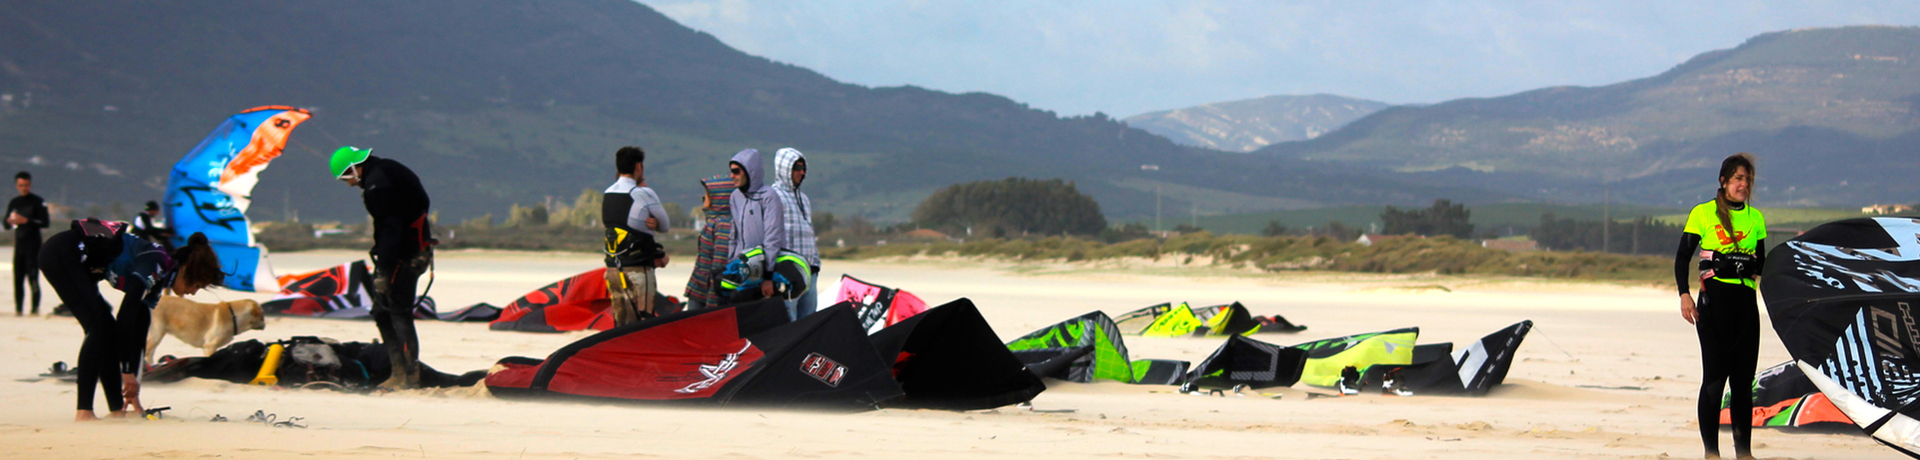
[230,302,242,334]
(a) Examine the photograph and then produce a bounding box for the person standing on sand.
[1676,153,1765,460]
[331,146,434,390]
[602,146,669,326]
[726,148,785,303]
[684,173,734,310]
[769,148,819,320]
[7,171,49,316]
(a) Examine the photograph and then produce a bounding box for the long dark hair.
[171,232,224,290]
[1714,153,1756,243]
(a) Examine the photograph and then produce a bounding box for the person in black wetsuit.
[331,146,433,389]
[1676,153,1765,460]
[7,171,49,316]
[130,200,173,253]
[40,222,223,421]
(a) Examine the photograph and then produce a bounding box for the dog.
[145,297,266,365]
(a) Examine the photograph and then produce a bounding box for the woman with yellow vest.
[1676,153,1764,460]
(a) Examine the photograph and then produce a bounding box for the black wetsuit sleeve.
[1676,232,1702,295]
[30,198,48,229]
[1754,238,1766,277]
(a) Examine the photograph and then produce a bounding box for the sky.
[645,0,1920,117]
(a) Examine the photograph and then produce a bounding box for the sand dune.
[0,250,1891,459]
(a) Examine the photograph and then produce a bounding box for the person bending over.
[41,222,222,421]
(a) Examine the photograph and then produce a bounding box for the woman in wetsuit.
[41,220,223,421]
[1677,153,1765,459]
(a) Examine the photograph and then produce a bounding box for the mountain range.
[1123,94,1389,152]
[1256,26,1920,207]
[0,0,1476,224]
[0,2,1912,228]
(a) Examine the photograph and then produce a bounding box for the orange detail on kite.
[219,107,311,186]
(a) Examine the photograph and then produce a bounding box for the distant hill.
[1123,94,1389,152]
[1258,26,1920,207]
[0,0,1484,224]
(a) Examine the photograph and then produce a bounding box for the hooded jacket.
[771,148,818,267]
[728,149,785,275]
[684,173,735,306]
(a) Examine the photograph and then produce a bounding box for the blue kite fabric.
[163,106,310,292]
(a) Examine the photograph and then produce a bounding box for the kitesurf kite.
[1719,361,1855,430]
[1114,301,1306,337]
[486,299,904,409]
[867,298,1045,410]
[264,260,495,321]
[1005,311,1189,385]
[489,268,615,332]
[835,275,929,334]
[1359,321,1531,395]
[163,106,310,292]
[1185,335,1309,390]
[1763,217,1920,455]
[1291,327,1419,388]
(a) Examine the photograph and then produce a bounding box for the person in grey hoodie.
[770,148,819,319]
[727,148,785,301]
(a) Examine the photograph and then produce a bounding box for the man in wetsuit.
[331,146,433,389]
[6,171,48,316]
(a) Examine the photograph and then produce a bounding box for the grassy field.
[822,231,1672,284]
[1176,202,1874,236]
[1650,206,1873,229]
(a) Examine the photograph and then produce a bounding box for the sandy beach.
[0,249,1892,459]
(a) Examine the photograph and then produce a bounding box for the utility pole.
[1602,186,1611,254]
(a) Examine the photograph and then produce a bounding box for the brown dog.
[145,297,266,364]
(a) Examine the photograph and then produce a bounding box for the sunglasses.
[729,167,745,175]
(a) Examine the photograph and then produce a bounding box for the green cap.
[330,146,371,179]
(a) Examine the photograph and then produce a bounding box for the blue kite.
[163,106,311,292]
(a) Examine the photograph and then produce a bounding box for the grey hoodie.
[728,148,785,273]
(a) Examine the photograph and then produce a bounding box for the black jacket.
[357,156,432,268]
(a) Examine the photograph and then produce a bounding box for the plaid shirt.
[772,148,819,267]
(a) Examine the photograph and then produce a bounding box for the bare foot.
[74,410,99,422]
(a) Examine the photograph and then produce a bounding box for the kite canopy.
[1291,327,1419,388]
[867,298,1046,410]
[1763,217,1920,455]
[1005,311,1189,385]
[1362,321,1532,395]
[834,275,929,334]
[1114,302,1302,337]
[1186,335,1309,390]
[489,268,615,332]
[264,260,495,321]
[164,106,310,292]
[1719,361,1855,429]
[486,299,904,410]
